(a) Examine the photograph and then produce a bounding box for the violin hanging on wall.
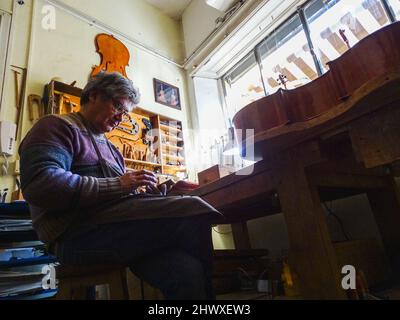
[91,33,130,78]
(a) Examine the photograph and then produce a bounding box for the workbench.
[193,74,400,299]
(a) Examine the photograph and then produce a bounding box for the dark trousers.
[53,215,215,300]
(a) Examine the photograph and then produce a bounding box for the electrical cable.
[323,201,351,241]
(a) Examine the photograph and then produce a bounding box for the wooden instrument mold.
[233,22,400,159]
[91,34,130,78]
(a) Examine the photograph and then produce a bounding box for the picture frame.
[153,78,181,110]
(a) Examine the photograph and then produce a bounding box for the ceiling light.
[205,0,236,12]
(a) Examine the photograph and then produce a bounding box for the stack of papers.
[0,219,33,232]
[0,264,57,298]
[0,202,58,299]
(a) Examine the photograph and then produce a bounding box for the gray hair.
[80,72,140,110]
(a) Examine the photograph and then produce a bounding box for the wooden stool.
[55,265,129,300]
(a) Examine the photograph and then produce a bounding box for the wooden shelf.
[162,144,184,152]
[161,133,183,142]
[160,124,181,133]
[48,84,186,178]
[124,158,161,167]
[163,154,185,162]
[163,164,186,172]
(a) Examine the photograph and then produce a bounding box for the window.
[258,14,316,94]
[220,0,394,131]
[223,52,265,118]
[216,0,395,153]
[386,0,400,19]
[193,77,228,170]
[194,0,396,172]
[305,0,391,71]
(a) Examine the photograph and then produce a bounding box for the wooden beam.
[231,222,252,250]
[311,172,388,189]
[350,104,400,168]
[367,177,400,281]
[199,170,274,211]
[277,153,347,299]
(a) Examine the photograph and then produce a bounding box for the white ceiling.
[144,0,193,20]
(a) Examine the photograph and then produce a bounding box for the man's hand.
[119,170,159,194]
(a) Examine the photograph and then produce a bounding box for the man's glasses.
[111,99,131,122]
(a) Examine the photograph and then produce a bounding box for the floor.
[374,286,400,300]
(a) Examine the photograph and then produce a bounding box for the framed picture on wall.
[153,78,181,110]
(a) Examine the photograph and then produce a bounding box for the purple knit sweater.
[19,113,126,243]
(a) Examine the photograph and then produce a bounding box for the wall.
[0,0,32,122]
[0,0,33,200]
[0,0,13,13]
[25,0,187,123]
[58,0,185,63]
[0,0,191,201]
[181,0,222,58]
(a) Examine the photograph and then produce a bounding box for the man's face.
[88,93,130,133]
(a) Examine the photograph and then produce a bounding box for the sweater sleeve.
[19,116,124,211]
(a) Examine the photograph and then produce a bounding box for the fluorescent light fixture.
[205,0,236,12]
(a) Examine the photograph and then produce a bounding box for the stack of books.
[0,201,58,300]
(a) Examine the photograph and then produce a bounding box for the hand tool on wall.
[28,94,44,121]
[11,65,27,139]
[12,69,21,109]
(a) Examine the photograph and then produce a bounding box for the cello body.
[233,22,400,158]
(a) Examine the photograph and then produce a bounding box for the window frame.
[220,0,397,122]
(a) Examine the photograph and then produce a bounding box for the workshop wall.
[23,0,188,126]
[0,0,32,201]
[0,0,191,201]
[1,0,393,256]
[0,0,13,13]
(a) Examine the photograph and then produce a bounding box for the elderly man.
[19,72,220,299]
